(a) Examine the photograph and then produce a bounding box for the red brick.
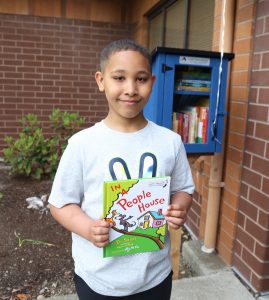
[232,254,252,282]
[255,123,269,141]
[251,70,269,86]
[251,273,269,292]
[246,121,254,136]
[235,227,255,252]
[254,35,269,52]
[255,18,264,35]
[242,247,269,275]
[241,167,262,189]
[255,241,269,261]
[252,156,269,177]
[259,88,269,104]
[248,104,268,122]
[246,218,269,244]
[249,187,269,212]
[256,0,269,19]
[245,136,265,156]
[258,210,269,229]
[262,178,269,195]
[233,240,242,256]
[238,197,258,221]
[266,15,269,33]
[249,87,258,103]
[262,52,269,69]
[239,183,249,200]
[227,146,243,164]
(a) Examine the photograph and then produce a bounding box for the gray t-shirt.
[48,120,194,296]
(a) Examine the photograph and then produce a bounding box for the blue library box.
[144,47,234,153]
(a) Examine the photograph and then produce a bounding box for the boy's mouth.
[119,99,141,104]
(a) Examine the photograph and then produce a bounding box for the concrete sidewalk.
[46,240,256,300]
[45,270,254,300]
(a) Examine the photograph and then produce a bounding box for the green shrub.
[3,109,85,179]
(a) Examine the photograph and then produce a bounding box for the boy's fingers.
[165,209,187,219]
[94,239,109,248]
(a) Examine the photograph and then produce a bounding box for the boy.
[49,39,194,300]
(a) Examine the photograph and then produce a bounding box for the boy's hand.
[49,204,112,248]
[89,219,111,248]
[164,204,188,229]
[164,192,192,230]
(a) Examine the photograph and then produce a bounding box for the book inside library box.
[172,65,211,145]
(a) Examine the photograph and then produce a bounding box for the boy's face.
[95,50,155,124]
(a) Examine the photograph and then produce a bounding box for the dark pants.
[74,271,173,300]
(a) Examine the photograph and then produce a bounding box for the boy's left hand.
[164,192,192,229]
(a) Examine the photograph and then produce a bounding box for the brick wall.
[233,0,269,293]
[0,13,131,152]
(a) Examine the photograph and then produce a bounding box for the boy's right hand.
[49,204,112,248]
[89,219,111,248]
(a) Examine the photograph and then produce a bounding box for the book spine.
[188,108,198,144]
[177,113,184,137]
[172,112,179,133]
[197,107,208,143]
[202,108,208,143]
[183,113,189,143]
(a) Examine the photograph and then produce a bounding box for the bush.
[3,109,85,179]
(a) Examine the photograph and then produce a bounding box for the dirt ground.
[0,162,193,300]
[0,166,75,300]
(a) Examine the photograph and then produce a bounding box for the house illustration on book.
[137,209,165,229]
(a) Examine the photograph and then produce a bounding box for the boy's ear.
[95,71,105,92]
[151,74,156,86]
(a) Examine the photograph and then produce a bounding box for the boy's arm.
[164,191,193,229]
[49,204,111,248]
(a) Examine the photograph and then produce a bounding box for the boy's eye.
[137,77,148,83]
[113,76,125,81]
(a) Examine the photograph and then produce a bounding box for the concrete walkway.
[45,270,254,300]
[45,240,257,300]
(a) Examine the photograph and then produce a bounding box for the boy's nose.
[124,80,138,96]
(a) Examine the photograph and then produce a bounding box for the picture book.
[103,176,171,258]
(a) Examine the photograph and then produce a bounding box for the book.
[199,107,209,143]
[172,112,179,133]
[103,176,171,257]
[178,106,198,143]
[177,112,184,137]
[182,113,189,143]
[187,107,199,144]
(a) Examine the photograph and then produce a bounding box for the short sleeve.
[170,139,195,195]
[48,137,84,208]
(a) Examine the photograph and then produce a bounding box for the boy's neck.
[104,114,148,133]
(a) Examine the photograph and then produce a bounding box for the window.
[147,0,214,52]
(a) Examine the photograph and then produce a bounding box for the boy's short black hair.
[99,39,152,72]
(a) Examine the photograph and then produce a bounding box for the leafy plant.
[3,109,85,179]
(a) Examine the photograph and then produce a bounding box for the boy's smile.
[95,50,155,132]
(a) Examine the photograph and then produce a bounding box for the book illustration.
[103,177,171,257]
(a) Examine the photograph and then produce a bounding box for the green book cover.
[103,176,171,258]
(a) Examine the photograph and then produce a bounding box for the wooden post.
[170,227,182,279]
